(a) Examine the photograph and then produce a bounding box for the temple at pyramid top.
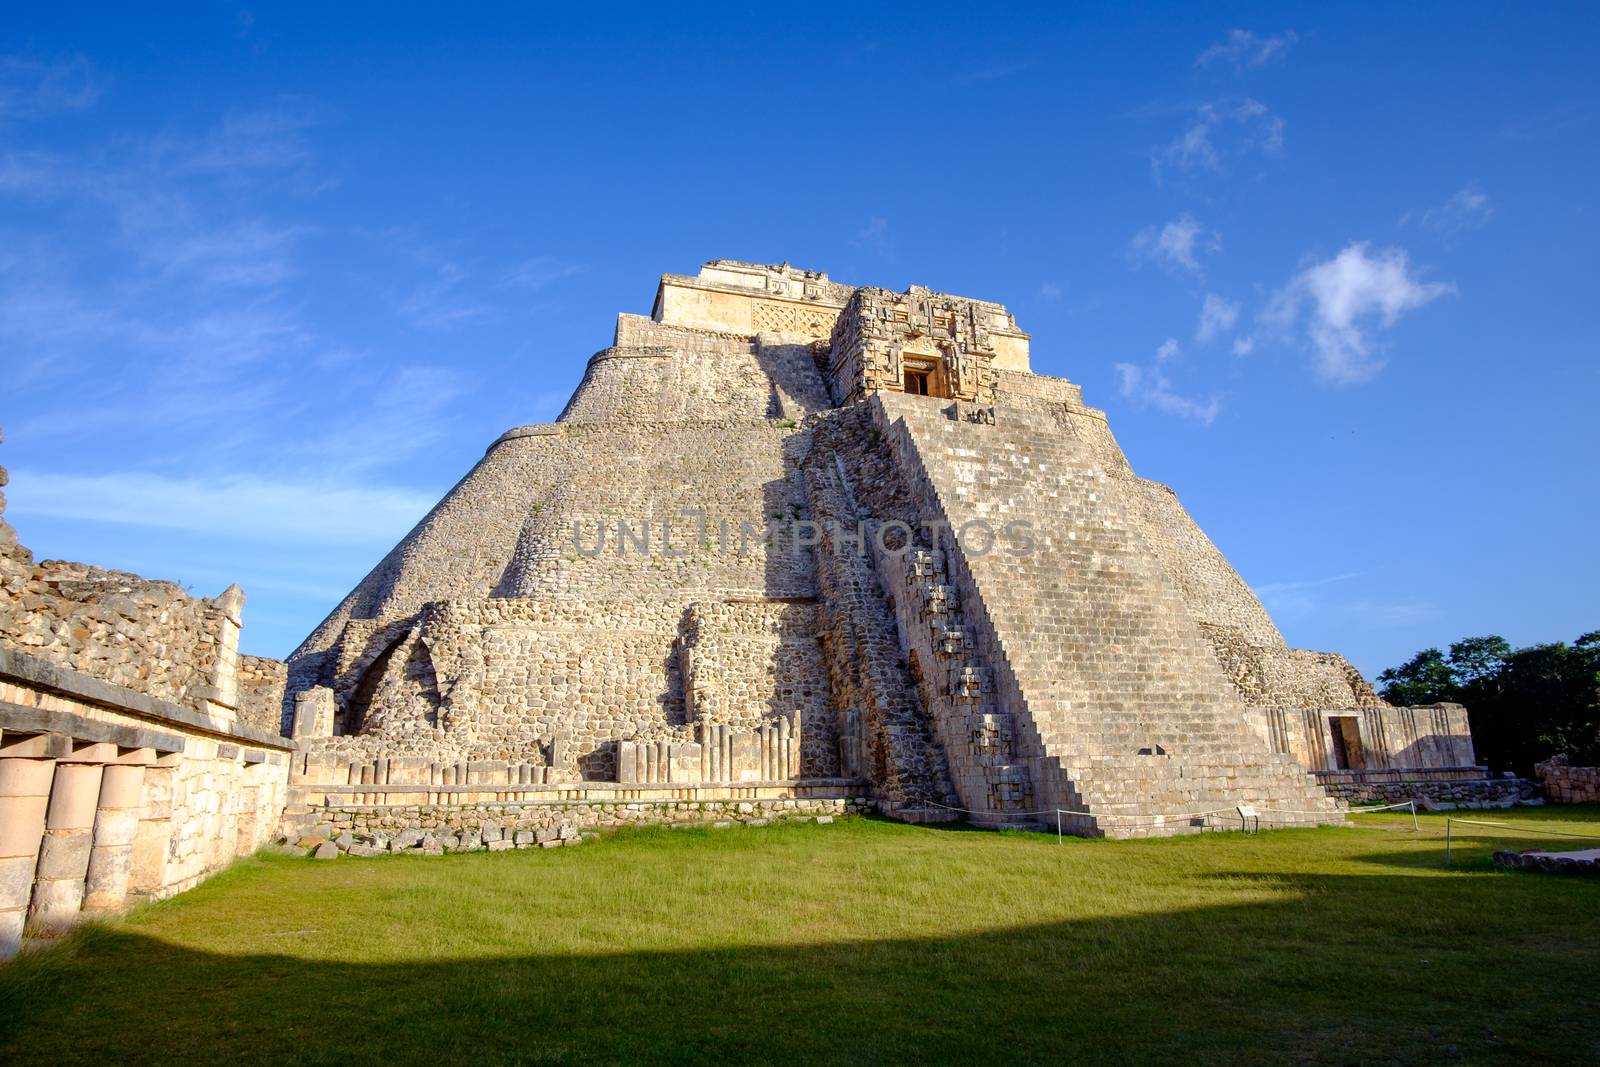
[650,260,1031,404]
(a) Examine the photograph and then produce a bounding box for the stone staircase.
[873,392,1342,837]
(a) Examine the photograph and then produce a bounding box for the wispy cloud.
[1343,598,1443,628]
[1038,282,1063,301]
[851,216,892,257]
[395,258,490,329]
[1195,292,1240,343]
[1195,30,1299,71]
[143,219,310,289]
[1262,242,1454,384]
[1114,338,1221,426]
[1130,214,1219,275]
[0,53,101,121]
[8,469,435,546]
[1255,572,1361,619]
[1403,185,1493,236]
[501,255,590,291]
[1153,98,1283,178]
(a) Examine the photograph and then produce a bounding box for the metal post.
[1056,810,1062,844]
[1409,800,1419,833]
[1445,818,1452,867]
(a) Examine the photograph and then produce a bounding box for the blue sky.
[2,4,1596,674]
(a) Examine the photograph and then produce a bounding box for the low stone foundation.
[286,794,873,856]
[1494,848,1600,876]
[1314,767,1538,808]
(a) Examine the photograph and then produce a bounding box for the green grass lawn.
[3,807,1598,1066]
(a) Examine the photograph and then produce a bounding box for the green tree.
[1446,635,1511,687]
[1376,647,1456,706]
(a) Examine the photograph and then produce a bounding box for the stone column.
[128,762,177,902]
[82,760,148,914]
[29,755,106,928]
[0,756,56,959]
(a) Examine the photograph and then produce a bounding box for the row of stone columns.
[0,744,166,960]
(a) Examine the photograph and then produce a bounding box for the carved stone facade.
[824,286,1025,405]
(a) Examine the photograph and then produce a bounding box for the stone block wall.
[1315,769,1537,807]
[1536,755,1600,804]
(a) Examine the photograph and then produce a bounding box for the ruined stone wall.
[0,559,228,709]
[1535,755,1600,804]
[236,655,286,736]
[1201,623,1381,710]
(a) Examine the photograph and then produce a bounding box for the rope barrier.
[927,800,1059,818]
[1447,819,1600,841]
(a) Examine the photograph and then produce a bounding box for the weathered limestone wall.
[0,648,291,959]
[1536,755,1600,804]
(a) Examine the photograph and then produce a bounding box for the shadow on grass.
[2,867,1597,1067]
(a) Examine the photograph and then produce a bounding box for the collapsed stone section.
[283,259,1482,837]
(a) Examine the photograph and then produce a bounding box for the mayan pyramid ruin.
[279,260,1478,837]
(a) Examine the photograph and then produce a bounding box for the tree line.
[1376,632,1600,775]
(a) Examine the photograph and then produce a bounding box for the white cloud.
[1130,214,1219,275]
[1409,185,1493,235]
[1195,30,1299,71]
[1038,282,1063,301]
[1231,334,1256,357]
[1115,339,1221,426]
[0,54,100,121]
[1195,293,1240,343]
[1263,242,1453,384]
[1154,98,1283,177]
[7,470,435,546]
